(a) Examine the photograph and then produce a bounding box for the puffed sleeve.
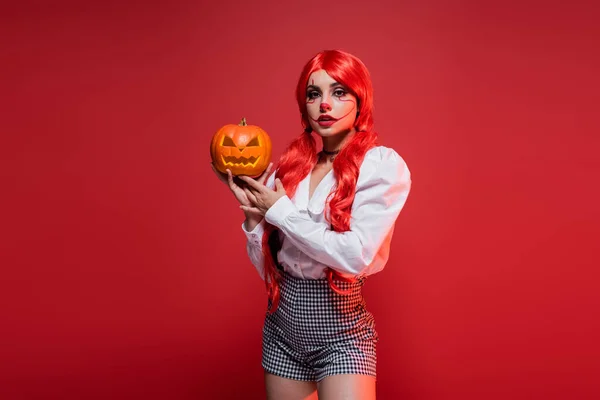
[241,171,276,280]
[264,148,411,277]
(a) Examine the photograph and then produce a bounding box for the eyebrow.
[306,82,344,90]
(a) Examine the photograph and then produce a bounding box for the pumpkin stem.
[239,117,247,126]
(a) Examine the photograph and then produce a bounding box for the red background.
[1,1,598,399]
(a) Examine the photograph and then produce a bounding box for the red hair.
[262,49,379,313]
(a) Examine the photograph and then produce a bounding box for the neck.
[321,127,356,153]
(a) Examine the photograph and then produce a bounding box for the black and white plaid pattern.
[262,271,379,382]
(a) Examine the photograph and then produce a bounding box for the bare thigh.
[317,374,376,400]
[265,372,318,400]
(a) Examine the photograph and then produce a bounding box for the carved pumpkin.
[210,117,272,177]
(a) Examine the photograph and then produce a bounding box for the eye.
[307,90,320,99]
[333,88,347,97]
[247,137,260,146]
[222,136,236,147]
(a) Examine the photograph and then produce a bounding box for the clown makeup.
[305,69,358,139]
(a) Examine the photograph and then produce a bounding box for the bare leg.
[317,374,376,400]
[265,372,318,400]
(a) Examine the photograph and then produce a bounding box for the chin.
[320,128,353,137]
[315,129,335,137]
[311,125,337,135]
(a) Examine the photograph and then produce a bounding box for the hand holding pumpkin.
[238,175,287,216]
[210,117,277,216]
[211,161,274,214]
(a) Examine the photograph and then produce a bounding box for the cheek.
[332,97,357,122]
[306,101,320,117]
[336,96,356,111]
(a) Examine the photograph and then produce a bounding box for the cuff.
[265,195,297,227]
[241,217,265,247]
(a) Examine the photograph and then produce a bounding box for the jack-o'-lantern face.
[210,118,272,177]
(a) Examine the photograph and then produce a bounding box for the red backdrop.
[1,1,598,399]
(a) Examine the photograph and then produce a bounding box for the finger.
[275,178,285,191]
[257,162,273,185]
[240,205,264,215]
[226,169,237,190]
[244,187,258,204]
[238,174,265,193]
[245,184,261,195]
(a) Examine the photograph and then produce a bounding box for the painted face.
[306,69,358,137]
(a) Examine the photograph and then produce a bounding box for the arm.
[264,148,411,277]
[241,172,276,280]
[241,218,267,280]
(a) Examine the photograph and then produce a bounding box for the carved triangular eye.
[222,136,236,147]
[247,137,260,147]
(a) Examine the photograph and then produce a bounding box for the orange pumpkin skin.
[210,118,272,177]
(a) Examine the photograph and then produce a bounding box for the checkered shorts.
[262,270,379,382]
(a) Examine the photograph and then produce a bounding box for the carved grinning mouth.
[221,155,261,167]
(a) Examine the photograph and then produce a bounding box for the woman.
[212,49,411,399]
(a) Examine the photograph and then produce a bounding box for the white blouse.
[241,145,412,280]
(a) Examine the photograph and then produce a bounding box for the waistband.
[280,269,366,289]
